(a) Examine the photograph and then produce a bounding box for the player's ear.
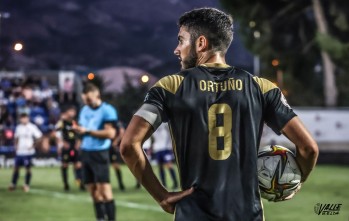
[196,35,208,52]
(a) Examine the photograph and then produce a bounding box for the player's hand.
[72,125,87,135]
[159,187,194,214]
[273,183,302,202]
[63,141,70,149]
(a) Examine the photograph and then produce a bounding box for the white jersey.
[152,123,172,152]
[14,122,42,156]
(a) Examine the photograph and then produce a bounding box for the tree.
[221,0,349,106]
[312,0,337,106]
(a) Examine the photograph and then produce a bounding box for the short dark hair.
[82,83,99,94]
[61,104,76,113]
[19,112,29,118]
[178,8,233,54]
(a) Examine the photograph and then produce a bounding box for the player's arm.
[120,105,193,214]
[73,122,116,139]
[282,117,319,182]
[14,138,18,152]
[55,131,64,156]
[87,122,116,139]
[256,77,319,183]
[75,138,81,150]
[33,125,43,149]
[121,116,166,200]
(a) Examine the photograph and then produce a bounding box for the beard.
[181,44,198,70]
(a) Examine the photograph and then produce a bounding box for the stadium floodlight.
[87,72,95,80]
[14,43,23,51]
[141,74,149,83]
[272,59,279,67]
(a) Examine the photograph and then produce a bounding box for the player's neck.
[91,99,102,109]
[196,52,226,66]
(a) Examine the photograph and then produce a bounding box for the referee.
[73,83,117,221]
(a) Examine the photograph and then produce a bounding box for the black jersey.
[144,63,296,221]
[56,120,76,146]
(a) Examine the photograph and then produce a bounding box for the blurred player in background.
[55,105,84,191]
[109,121,126,191]
[148,123,178,190]
[121,8,319,221]
[73,83,117,221]
[110,121,141,190]
[9,112,43,192]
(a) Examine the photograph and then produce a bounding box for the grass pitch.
[0,165,348,221]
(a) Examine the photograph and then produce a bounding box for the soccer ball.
[257,145,301,201]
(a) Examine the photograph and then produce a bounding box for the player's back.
[145,63,295,220]
[145,63,297,220]
[172,64,263,221]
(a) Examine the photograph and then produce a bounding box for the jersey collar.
[199,63,231,68]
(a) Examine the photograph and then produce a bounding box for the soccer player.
[148,123,178,190]
[120,8,319,221]
[9,112,42,192]
[55,106,84,191]
[72,83,117,221]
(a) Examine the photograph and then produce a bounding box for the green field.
[0,165,348,221]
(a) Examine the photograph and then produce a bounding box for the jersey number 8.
[208,104,233,160]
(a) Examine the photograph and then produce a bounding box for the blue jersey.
[79,102,118,151]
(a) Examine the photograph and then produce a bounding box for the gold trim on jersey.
[200,63,231,68]
[253,76,277,94]
[153,75,184,94]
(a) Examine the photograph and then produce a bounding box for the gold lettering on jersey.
[208,81,214,92]
[199,78,243,92]
[208,103,233,160]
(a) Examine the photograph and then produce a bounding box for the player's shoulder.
[152,72,185,94]
[28,122,39,129]
[229,67,279,95]
[55,120,63,129]
[15,124,23,130]
[80,105,89,113]
[252,76,278,94]
[101,102,117,116]
[102,102,116,111]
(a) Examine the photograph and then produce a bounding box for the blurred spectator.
[22,85,33,101]
[1,77,12,97]
[32,86,42,102]
[0,74,62,154]
[40,76,50,90]
[60,77,74,102]
[45,98,60,127]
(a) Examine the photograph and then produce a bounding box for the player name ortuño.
[199,78,243,92]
